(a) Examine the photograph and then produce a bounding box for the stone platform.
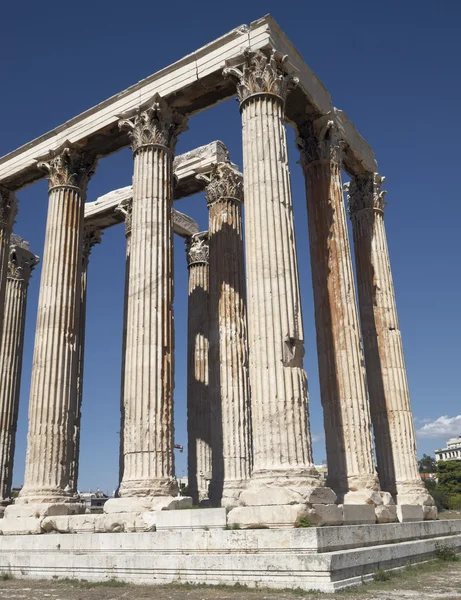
[0,520,459,592]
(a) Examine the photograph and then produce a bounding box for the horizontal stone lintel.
[0,15,376,192]
[84,140,232,236]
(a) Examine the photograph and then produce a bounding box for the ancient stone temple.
[0,14,450,593]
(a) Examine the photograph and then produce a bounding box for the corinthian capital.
[37,142,97,192]
[197,162,243,206]
[119,93,188,154]
[345,173,387,216]
[185,232,209,267]
[8,238,39,282]
[83,227,103,262]
[0,185,18,229]
[223,49,298,106]
[297,114,346,167]
[115,199,133,237]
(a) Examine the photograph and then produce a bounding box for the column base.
[104,496,192,514]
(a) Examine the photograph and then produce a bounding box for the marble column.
[224,51,334,521]
[0,186,18,343]
[116,94,188,502]
[17,143,96,505]
[199,163,252,508]
[115,199,132,492]
[297,116,380,503]
[69,228,102,494]
[346,173,434,509]
[0,238,39,509]
[185,233,211,505]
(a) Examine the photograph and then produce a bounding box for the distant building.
[78,491,109,512]
[435,436,461,462]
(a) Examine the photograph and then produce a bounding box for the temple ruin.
[0,14,458,593]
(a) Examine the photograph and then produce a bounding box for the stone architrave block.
[227,504,307,528]
[397,505,424,523]
[305,504,343,526]
[0,517,42,535]
[342,504,376,525]
[155,508,227,531]
[375,505,398,524]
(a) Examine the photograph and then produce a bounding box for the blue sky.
[1,0,460,493]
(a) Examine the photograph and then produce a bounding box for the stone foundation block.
[424,506,438,520]
[375,505,398,523]
[104,498,152,514]
[302,487,337,505]
[41,516,70,533]
[227,504,307,528]
[239,487,302,506]
[343,491,383,506]
[397,505,424,522]
[155,507,226,531]
[0,517,42,535]
[134,512,157,532]
[152,496,193,511]
[380,492,395,506]
[4,503,82,519]
[305,504,343,526]
[68,515,96,533]
[343,504,376,525]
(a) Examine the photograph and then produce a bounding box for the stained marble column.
[346,173,434,509]
[0,238,39,508]
[185,233,211,505]
[297,116,380,503]
[115,199,132,492]
[117,94,188,501]
[18,143,96,505]
[69,227,102,494]
[199,163,252,508]
[224,51,331,515]
[0,186,18,343]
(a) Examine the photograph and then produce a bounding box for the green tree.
[437,461,461,510]
[418,453,437,473]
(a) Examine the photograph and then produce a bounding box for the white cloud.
[311,433,325,443]
[416,415,461,439]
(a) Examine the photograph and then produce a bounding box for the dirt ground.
[0,560,460,600]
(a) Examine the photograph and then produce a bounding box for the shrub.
[448,494,461,510]
[435,543,459,562]
[294,515,313,528]
[372,568,391,582]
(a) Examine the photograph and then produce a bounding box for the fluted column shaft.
[0,187,17,343]
[186,234,211,504]
[347,174,429,503]
[69,228,102,494]
[225,52,319,487]
[298,118,379,499]
[19,145,96,502]
[116,201,132,491]
[203,164,252,505]
[0,241,39,504]
[118,95,187,497]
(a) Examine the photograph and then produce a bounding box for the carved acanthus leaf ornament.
[83,228,103,261]
[0,186,18,229]
[37,143,97,192]
[119,93,188,154]
[8,244,39,282]
[297,116,346,167]
[223,49,298,105]
[345,173,387,216]
[115,199,133,237]
[197,162,243,205]
[186,233,209,267]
